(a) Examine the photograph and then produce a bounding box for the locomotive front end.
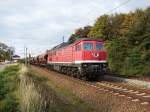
[82,41,107,73]
[75,39,108,79]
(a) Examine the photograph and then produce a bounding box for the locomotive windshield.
[84,43,93,50]
[96,42,103,50]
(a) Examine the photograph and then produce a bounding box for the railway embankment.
[31,66,149,112]
[0,64,93,112]
[104,75,150,89]
[19,65,93,112]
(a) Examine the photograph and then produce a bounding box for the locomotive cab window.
[75,45,81,51]
[96,42,103,50]
[84,43,93,50]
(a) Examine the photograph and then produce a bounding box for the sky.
[0,0,150,57]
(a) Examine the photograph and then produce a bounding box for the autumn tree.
[68,26,92,43]
[88,15,109,40]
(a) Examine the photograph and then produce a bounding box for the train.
[30,38,108,80]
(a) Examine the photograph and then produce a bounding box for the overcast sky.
[0,0,150,57]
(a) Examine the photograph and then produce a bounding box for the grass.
[46,80,93,112]
[0,64,20,112]
[19,66,94,112]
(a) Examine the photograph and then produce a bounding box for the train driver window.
[96,42,103,50]
[75,45,81,51]
[84,43,93,50]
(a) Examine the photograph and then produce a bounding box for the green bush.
[1,96,20,112]
[0,65,20,112]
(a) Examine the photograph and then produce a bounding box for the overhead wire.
[106,0,132,14]
[85,0,132,25]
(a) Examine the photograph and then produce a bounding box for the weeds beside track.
[19,65,93,112]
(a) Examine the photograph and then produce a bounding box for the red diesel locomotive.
[30,38,108,80]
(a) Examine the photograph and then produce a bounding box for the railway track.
[34,66,150,111]
[75,81,150,111]
[56,72,150,110]
[104,75,150,89]
[78,80,149,105]
[95,82,150,105]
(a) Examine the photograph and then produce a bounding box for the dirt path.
[31,66,149,112]
[0,64,6,71]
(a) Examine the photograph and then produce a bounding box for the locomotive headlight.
[92,53,99,58]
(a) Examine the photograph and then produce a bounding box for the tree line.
[0,42,14,61]
[68,7,150,76]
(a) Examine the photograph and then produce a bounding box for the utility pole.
[24,45,25,64]
[26,48,28,65]
[9,49,11,62]
[8,47,13,62]
[24,45,25,60]
[24,45,28,65]
[25,47,28,65]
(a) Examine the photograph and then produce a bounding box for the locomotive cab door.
[74,43,82,63]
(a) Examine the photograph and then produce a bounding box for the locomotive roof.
[75,38,103,42]
[51,42,69,50]
[51,38,103,51]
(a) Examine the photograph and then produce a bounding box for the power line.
[106,0,132,14]
[85,0,132,25]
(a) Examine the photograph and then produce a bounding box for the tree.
[68,26,92,43]
[0,42,14,61]
[126,9,145,46]
[88,15,109,40]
